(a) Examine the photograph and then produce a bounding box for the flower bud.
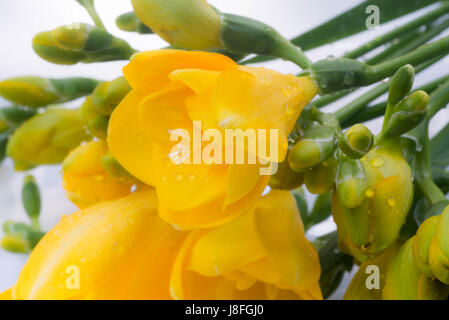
[382,90,429,139]
[339,124,373,159]
[388,65,415,107]
[0,76,99,108]
[102,151,138,184]
[304,155,338,194]
[6,108,90,170]
[288,124,336,172]
[92,77,131,116]
[429,205,449,284]
[0,136,7,164]
[269,156,305,191]
[22,175,41,229]
[131,0,222,50]
[2,221,44,253]
[116,12,153,34]
[332,141,413,262]
[336,158,367,209]
[412,215,439,277]
[80,96,109,140]
[33,23,135,65]
[383,238,449,300]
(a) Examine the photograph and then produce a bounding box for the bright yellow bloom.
[108,49,317,228]
[4,189,321,300]
[11,189,187,300]
[62,140,142,209]
[131,0,223,50]
[170,190,322,299]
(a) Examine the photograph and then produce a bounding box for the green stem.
[367,36,449,83]
[343,3,449,59]
[335,55,443,123]
[242,0,441,65]
[77,0,106,30]
[415,79,449,205]
[312,18,449,109]
[342,74,449,128]
[276,40,313,69]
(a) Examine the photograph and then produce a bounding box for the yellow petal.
[224,164,263,207]
[0,287,13,300]
[108,85,158,186]
[123,49,237,88]
[14,189,185,300]
[253,190,322,295]
[158,175,269,229]
[211,67,317,162]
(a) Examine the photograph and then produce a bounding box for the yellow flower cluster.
[2,49,321,300]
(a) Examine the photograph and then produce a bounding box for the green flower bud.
[92,77,131,116]
[305,155,338,195]
[288,124,336,171]
[429,205,449,284]
[6,108,90,169]
[339,124,374,159]
[310,57,372,95]
[22,175,41,229]
[33,23,136,65]
[2,221,45,253]
[131,0,222,50]
[332,141,413,262]
[269,157,305,190]
[336,158,367,209]
[0,76,99,108]
[80,96,109,139]
[383,238,449,300]
[388,64,415,106]
[413,215,439,277]
[220,14,311,67]
[116,12,153,34]
[382,90,429,139]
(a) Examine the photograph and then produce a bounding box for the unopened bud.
[288,124,336,171]
[33,24,135,65]
[339,124,373,159]
[6,108,90,169]
[388,65,415,107]
[80,96,109,140]
[0,76,99,108]
[22,175,41,229]
[304,155,338,194]
[382,90,429,139]
[92,77,131,116]
[116,12,153,34]
[131,0,222,50]
[336,158,367,208]
[269,156,305,190]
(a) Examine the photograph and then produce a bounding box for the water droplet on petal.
[371,157,384,168]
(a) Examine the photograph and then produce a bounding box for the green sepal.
[21,175,41,229]
[116,12,153,34]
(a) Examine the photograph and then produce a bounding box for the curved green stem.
[334,55,443,123]
[342,74,449,128]
[76,0,106,30]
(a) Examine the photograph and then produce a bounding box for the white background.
[0,0,448,299]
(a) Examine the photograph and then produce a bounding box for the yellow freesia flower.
[108,49,317,228]
[170,190,322,299]
[62,140,142,209]
[4,189,321,300]
[10,189,187,300]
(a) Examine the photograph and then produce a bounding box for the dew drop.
[387,198,396,207]
[371,157,384,168]
[365,189,375,198]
